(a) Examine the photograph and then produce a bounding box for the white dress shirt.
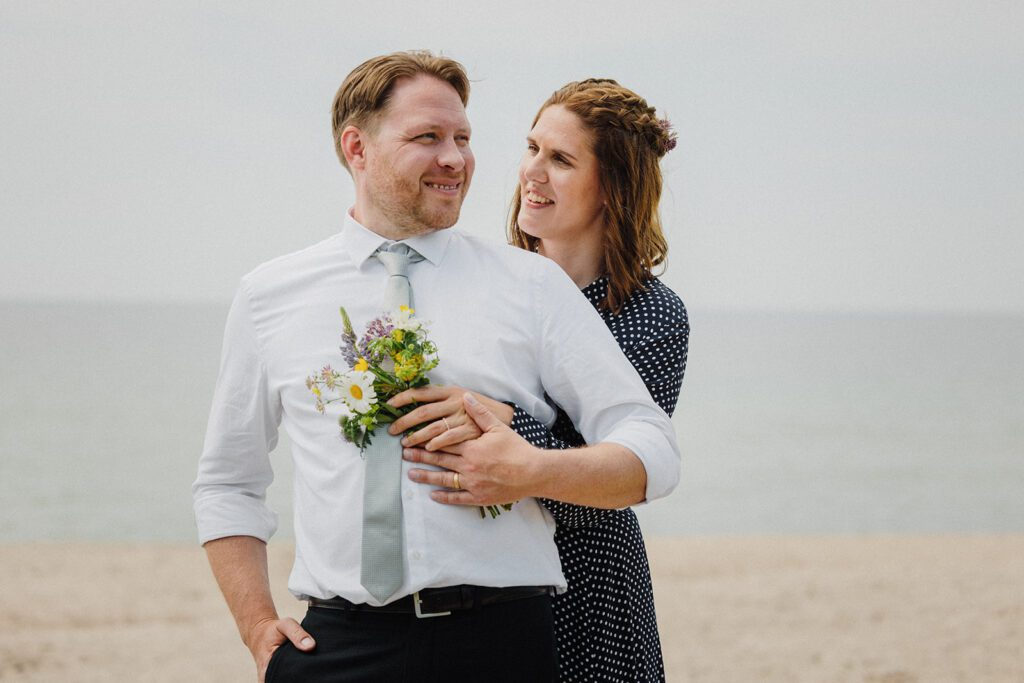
[193,213,680,605]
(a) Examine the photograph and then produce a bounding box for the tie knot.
[374,242,424,277]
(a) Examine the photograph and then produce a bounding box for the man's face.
[356,75,474,238]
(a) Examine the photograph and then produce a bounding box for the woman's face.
[517,105,605,244]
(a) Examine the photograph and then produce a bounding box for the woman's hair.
[331,51,470,171]
[508,79,676,312]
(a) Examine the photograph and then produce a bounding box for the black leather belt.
[309,585,554,618]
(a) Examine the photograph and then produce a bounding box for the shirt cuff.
[601,424,680,503]
[194,492,279,545]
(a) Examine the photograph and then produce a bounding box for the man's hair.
[508,79,676,313]
[331,51,471,170]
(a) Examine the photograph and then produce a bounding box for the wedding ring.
[442,416,452,432]
[452,472,461,490]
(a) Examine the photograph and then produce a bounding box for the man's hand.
[248,616,316,683]
[404,393,649,509]
[387,385,513,451]
[202,536,317,683]
[403,392,542,506]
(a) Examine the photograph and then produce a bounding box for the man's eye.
[416,133,438,141]
[526,143,538,154]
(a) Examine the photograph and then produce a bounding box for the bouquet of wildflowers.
[307,306,512,518]
[307,306,438,450]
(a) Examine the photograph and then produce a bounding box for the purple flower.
[339,335,360,367]
[657,118,678,154]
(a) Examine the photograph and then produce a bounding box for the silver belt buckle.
[413,591,451,618]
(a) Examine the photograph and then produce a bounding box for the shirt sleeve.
[511,293,689,528]
[532,261,681,503]
[192,281,282,545]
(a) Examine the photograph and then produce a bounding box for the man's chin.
[422,207,462,232]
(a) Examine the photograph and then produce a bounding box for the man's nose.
[436,138,466,171]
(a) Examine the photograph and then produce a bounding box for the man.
[193,51,679,682]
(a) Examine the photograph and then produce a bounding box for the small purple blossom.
[340,330,360,367]
[657,118,678,154]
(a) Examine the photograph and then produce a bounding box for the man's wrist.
[244,614,281,651]
[519,445,556,499]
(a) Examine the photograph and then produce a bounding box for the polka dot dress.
[511,276,689,682]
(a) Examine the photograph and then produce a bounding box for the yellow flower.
[400,305,414,314]
[312,386,321,397]
[392,329,405,342]
[354,357,368,372]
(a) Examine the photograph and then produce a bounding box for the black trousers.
[264,594,558,682]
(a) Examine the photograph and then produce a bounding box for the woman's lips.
[524,190,554,207]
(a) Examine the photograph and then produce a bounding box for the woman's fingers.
[425,424,481,451]
[388,385,458,409]
[389,399,456,435]
[402,418,449,448]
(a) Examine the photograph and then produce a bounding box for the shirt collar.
[340,210,453,269]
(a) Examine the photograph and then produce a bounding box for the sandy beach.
[2,535,1021,682]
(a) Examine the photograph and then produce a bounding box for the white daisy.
[391,305,422,332]
[340,371,377,413]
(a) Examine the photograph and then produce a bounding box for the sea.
[1,301,1022,542]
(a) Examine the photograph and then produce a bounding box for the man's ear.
[340,125,368,170]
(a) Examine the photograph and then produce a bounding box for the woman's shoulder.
[620,277,689,332]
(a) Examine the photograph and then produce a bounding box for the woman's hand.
[387,385,513,451]
[404,392,542,506]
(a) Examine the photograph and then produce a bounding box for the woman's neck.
[537,236,604,289]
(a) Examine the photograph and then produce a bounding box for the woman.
[394,79,688,681]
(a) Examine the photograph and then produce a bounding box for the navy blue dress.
[511,276,689,682]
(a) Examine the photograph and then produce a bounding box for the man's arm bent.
[204,535,315,681]
[405,393,647,509]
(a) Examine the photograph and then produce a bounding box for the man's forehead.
[382,76,470,130]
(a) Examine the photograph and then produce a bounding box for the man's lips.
[424,180,462,192]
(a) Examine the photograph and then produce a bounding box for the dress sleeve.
[624,309,689,418]
[192,281,282,545]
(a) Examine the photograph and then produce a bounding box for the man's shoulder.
[240,233,343,293]
[450,231,559,273]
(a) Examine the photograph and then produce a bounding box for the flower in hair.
[658,118,678,153]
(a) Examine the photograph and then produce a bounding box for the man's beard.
[371,168,465,238]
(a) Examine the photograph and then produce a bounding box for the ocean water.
[1,302,1022,541]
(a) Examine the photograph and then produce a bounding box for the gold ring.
[452,472,461,490]
[442,416,452,431]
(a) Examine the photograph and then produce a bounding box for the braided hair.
[508,79,676,312]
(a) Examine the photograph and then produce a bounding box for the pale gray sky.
[2,1,1021,312]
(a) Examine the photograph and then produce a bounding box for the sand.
[1,536,1021,682]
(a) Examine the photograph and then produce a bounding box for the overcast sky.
[2,1,1021,312]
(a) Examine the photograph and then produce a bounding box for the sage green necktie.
[360,242,424,603]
